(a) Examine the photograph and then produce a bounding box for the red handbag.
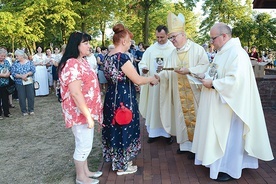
[112,102,133,125]
[111,53,133,126]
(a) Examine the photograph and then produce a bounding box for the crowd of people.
[0,44,68,118]
[1,11,274,184]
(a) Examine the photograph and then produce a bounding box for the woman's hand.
[87,117,95,129]
[21,74,29,81]
[150,75,159,86]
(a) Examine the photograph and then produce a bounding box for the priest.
[192,22,274,182]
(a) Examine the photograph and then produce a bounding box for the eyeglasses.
[210,34,223,42]
[168,33,182,41]
[210,32,231,42]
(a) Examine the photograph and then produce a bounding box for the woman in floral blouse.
[11,49,36,116]
[0,48,12,118]
[57,31,103,184]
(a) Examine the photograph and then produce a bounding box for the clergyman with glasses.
[158,12,209,159]
[191,22,274,182]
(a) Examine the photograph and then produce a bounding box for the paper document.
[22,77,33,85]
[187,75,202,84]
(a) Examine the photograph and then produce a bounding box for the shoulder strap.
[113,53,132,111]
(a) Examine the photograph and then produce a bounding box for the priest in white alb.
[191,22,274,182]
[139,25,175,144]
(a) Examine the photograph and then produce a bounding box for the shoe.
[4,114,12,117]
[166,137,174,145]
[147,137,158,143]
[0,116,3,120]
[214,172,234,182]
[9,104,15,108]
[76,179,99,184]
[187,152,195,160]
[89,171,102,179]
[29,112,35,115]
[128,160,133,166]
[176,148,189,154]
[117,165,137,176]
[23,113,29,116]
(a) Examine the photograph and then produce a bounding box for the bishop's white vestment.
[159,39,209,150]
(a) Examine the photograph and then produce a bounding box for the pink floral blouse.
[59,58,103,128]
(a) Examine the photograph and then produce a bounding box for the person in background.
[133,42,145,75]
[129,40,137,56]
[45,48,55,92]
[0,48,12,119]
[108,44,115,53]
[28,54,34,62]
[192,22,274,182]
[53,44,66,96]
[6,52,15,108]
[86,48,98,74]
[263,52,274,68]
[102,23,159,176]
[94,46,101,58]
[57,31,103,184]
[158,12,209,158]
[243,46,249,53]
[52,47,60,93]
[11,49,36,116]
[97,46,108,95]
[33,46,49,96]
[138,25,175,144]
[249,45,259,61]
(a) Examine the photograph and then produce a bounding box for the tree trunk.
[101,30,106,46]
[143,9,150,45]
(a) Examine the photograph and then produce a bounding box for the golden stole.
[177,51,196,141]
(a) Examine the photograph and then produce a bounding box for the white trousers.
[71,124,94,161]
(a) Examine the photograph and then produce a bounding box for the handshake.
[150,74,160,86]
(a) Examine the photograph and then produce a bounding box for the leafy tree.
[0,0,274,55]
[199,0,252,42]
[253,13,276,51]
[0,0,78,54]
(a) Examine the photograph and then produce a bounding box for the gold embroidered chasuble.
[176,51,196,141]
[159,39,209,145]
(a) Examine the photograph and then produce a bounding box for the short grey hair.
[216,22,232,36]
[15,49,27,59]
[0,48,8,55]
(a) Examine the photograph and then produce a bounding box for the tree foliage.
[0,0,274,54]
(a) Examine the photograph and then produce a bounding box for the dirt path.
[0,93,102,184]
